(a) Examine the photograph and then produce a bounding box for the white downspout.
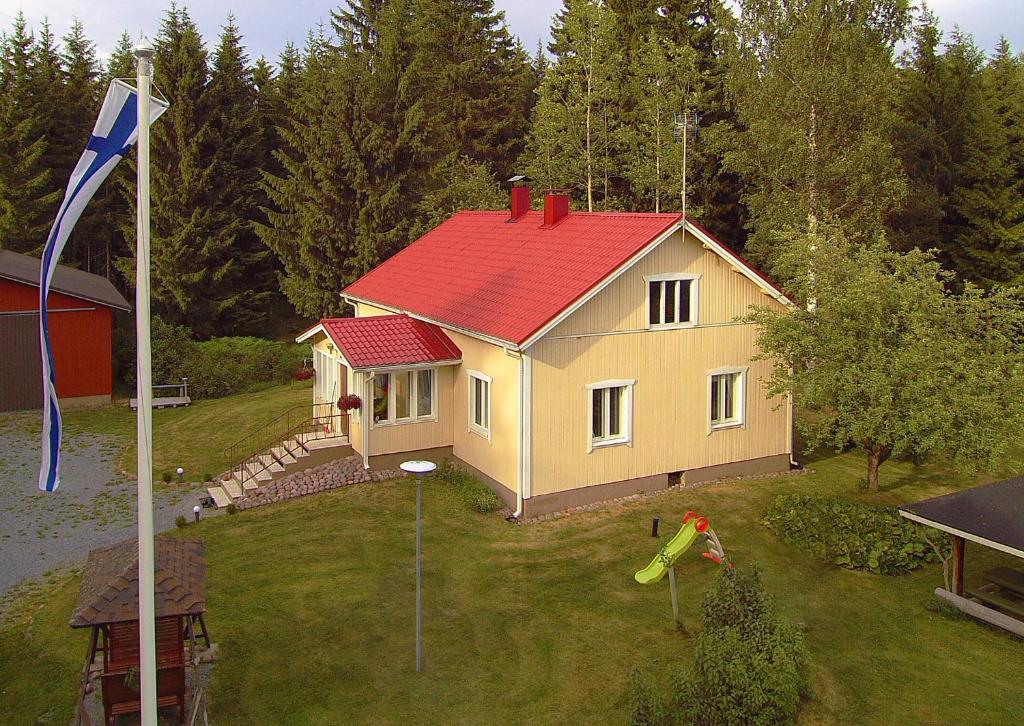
[514,353,524,519]
[513,349,532,520]
[362,372,371,470]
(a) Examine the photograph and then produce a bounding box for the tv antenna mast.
[673,111,700,224]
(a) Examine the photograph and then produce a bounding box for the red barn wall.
[0,277,114,399]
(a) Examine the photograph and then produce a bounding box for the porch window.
[469,371,491,439]
[417,369,433,418]
[647,274,699,328]
[709,368,745,430]
[373,369,435,426]
[587,379,634,450]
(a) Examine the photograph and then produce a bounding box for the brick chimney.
[510,186,530,221]
[543,192,570,226]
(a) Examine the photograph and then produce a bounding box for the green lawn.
[58,381,313,482]
[2,441,1022,724]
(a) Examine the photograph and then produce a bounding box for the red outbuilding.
[0,249,130,412]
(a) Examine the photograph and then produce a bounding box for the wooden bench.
[982,566,1024,597]
[966,587,1024,620]
[102,666,185,726]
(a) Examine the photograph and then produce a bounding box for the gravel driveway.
[0,416,217,595]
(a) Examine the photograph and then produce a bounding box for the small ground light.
[176,466,184,483]
[192,505,200,523]
[400,459,437,673]
[652,517,660,537]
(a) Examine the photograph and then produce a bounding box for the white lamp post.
[192,504,200,523]
[400,459,436,672]
[176,466,184,483]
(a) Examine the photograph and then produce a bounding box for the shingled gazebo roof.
[70,537,206,628]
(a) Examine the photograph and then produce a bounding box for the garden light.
[176,466,184,483]
[192,505,200,523]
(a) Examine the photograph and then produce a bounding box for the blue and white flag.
[38,80,168,492]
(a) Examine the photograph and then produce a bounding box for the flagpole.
[134,37,158,726]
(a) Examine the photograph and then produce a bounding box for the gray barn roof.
[0,249,130,311]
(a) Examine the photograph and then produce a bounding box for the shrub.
[116,316,307,399]
[174,515,187,528]
[626,566,809,726]
[202,472,213,483]
[684,567,810,725]
[161,471,173,483]
[433,460,502,513]
[763,494,948,574]
[226,503,237,515]
[180,337,306,399]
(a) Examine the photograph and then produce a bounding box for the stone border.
[505,465,812,524]
[236,456,402,510]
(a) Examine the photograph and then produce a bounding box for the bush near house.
[762,494,948,574]
[628,566,810,726]
[433,460,502,513]
[115,316,306,399]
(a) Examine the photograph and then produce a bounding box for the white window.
[647,274,699,328]
[372,368,436,426]
[587,379,635,451]
[709,368,745,430]
[468,371,492,439]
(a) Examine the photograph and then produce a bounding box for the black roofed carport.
[899,477,1024,637]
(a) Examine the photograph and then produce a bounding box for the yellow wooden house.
[297,190,794,518]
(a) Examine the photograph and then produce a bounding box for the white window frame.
[586,379,635,452]
[645,273,700,329]
[371,367,437,427]
[468,370,492,440]
[708,367,747,432]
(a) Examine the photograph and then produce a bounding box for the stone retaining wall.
[236,455,402,510]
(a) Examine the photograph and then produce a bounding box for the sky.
[0,1,1021,65]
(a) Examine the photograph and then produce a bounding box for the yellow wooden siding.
[364,366,454,456]
[354,302,394,318]
[548,228,787,337]
[448,330,520,489]
[529,229,790,496]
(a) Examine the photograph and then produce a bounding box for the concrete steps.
[208,435,350,508]
[207,486,232,508]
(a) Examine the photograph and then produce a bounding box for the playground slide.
[634,517,704,585]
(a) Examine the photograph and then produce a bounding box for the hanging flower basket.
[338,394,362,411]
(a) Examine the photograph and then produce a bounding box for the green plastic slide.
[634,520,701,585]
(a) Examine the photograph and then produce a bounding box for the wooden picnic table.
[983,566,1024,597]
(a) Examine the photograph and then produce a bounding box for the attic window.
[647,274,699,328]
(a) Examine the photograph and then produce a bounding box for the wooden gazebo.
[70,537,209,725]
[900,477,1024,637]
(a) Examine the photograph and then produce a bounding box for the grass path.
[2,441,1022,724]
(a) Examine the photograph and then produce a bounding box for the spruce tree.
[890,8,948,254]
[206,15,275,332]
[118,6,241,337]
[258,29,361,317]
[0,13,60,252]
[945,32,1024,286]
[57,20,104,272]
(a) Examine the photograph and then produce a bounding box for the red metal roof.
[343,211,684,345]
[319,315,461,369]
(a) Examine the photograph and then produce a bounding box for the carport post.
[952,536,965,596]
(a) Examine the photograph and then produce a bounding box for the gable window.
[587,379,635,451]
[647,274,699,328]
[468,371,492,439]
[372,368,436,426]
[709,368,745,430]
